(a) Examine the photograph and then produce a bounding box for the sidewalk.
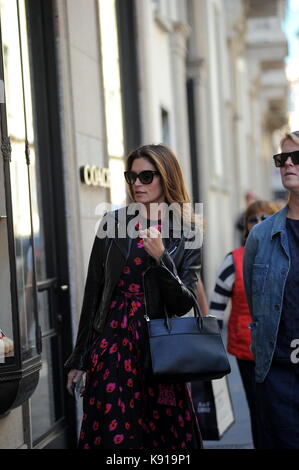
[203,351,254,449]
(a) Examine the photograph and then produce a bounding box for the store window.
[0,0,42,414]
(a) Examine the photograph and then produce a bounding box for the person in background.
[209,200,278,449]
[235,191,257,246]
[243,130,299,449]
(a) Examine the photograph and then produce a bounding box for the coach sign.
[80,165,110,188]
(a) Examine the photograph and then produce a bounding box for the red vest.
[227,247,254,361]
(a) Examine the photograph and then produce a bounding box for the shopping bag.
[190,376,235,440]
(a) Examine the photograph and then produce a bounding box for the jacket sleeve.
[156,229,202,316]
[243,229,258,318]
[64,232,106,371]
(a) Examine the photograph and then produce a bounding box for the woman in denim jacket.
[243,131,299,449]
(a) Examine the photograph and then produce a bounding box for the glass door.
[0,0,76,447]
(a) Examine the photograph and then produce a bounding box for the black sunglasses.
[247,215,268,225]
[273,151,299,167]
[124,170,159,185]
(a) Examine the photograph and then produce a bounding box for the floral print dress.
[78,221,201,449]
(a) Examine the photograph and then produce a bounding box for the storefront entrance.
[0,0,76,448]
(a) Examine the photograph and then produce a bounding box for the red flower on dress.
[113,434,124,445]
[91,353,98,364]
[132,368,137,376]
[123,266,131,274]
[104,403,112,414]
[93,421,99,431]
[89,397,95,406]
[100,339,108,349]
[129,399,135,409]
[121,315,128,329]
[134,257,142,265]
[124,359,132,372]
[153,410,160,420]
[131,300,141,310]
[109,419,118,431]
[94,437,101,446]
[127,378,133,388]
[170,425,178,438]
[149,421,156,431]
[97,362,104,371]
[128,283,140,293]
[122,338,129,346]
[125,422,130,430]
[134,391,140,399]
[96,400,102,409]
[110,320,118,328]
[186,433,192,442]
[109,343,118,354]
[137,239,144,248]
[117,279,125,287]
[103,369,110,380]
[110,300,117,308]
[106,382,116,393]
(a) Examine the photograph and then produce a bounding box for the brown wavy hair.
[125,144,196,222]
[126,144,190,203]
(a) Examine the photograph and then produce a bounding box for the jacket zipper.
[168,244,178,255]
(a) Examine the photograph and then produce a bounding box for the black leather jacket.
[64,207,202,371]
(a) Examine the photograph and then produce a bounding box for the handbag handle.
[163,289,203,332]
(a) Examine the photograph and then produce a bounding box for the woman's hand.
[67,369,84,396]
[139,227,165,262]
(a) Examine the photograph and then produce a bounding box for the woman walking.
[65,144,202,449]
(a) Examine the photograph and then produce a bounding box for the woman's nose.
[285,156,294,166]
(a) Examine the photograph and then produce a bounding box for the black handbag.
[145,294,231,383]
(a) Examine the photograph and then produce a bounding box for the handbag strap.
[163,288,203,331]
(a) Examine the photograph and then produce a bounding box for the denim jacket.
[243,205,290,383]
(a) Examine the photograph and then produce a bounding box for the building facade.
[0,0,288,448]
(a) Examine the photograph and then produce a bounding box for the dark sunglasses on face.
[273,151,299,167]
[124,170,159,185]
[247,215,268,225]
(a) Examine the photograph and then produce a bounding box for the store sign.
[80,165,110,188]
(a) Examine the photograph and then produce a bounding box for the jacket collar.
[106,205,181,259]
[271,205,288,239]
